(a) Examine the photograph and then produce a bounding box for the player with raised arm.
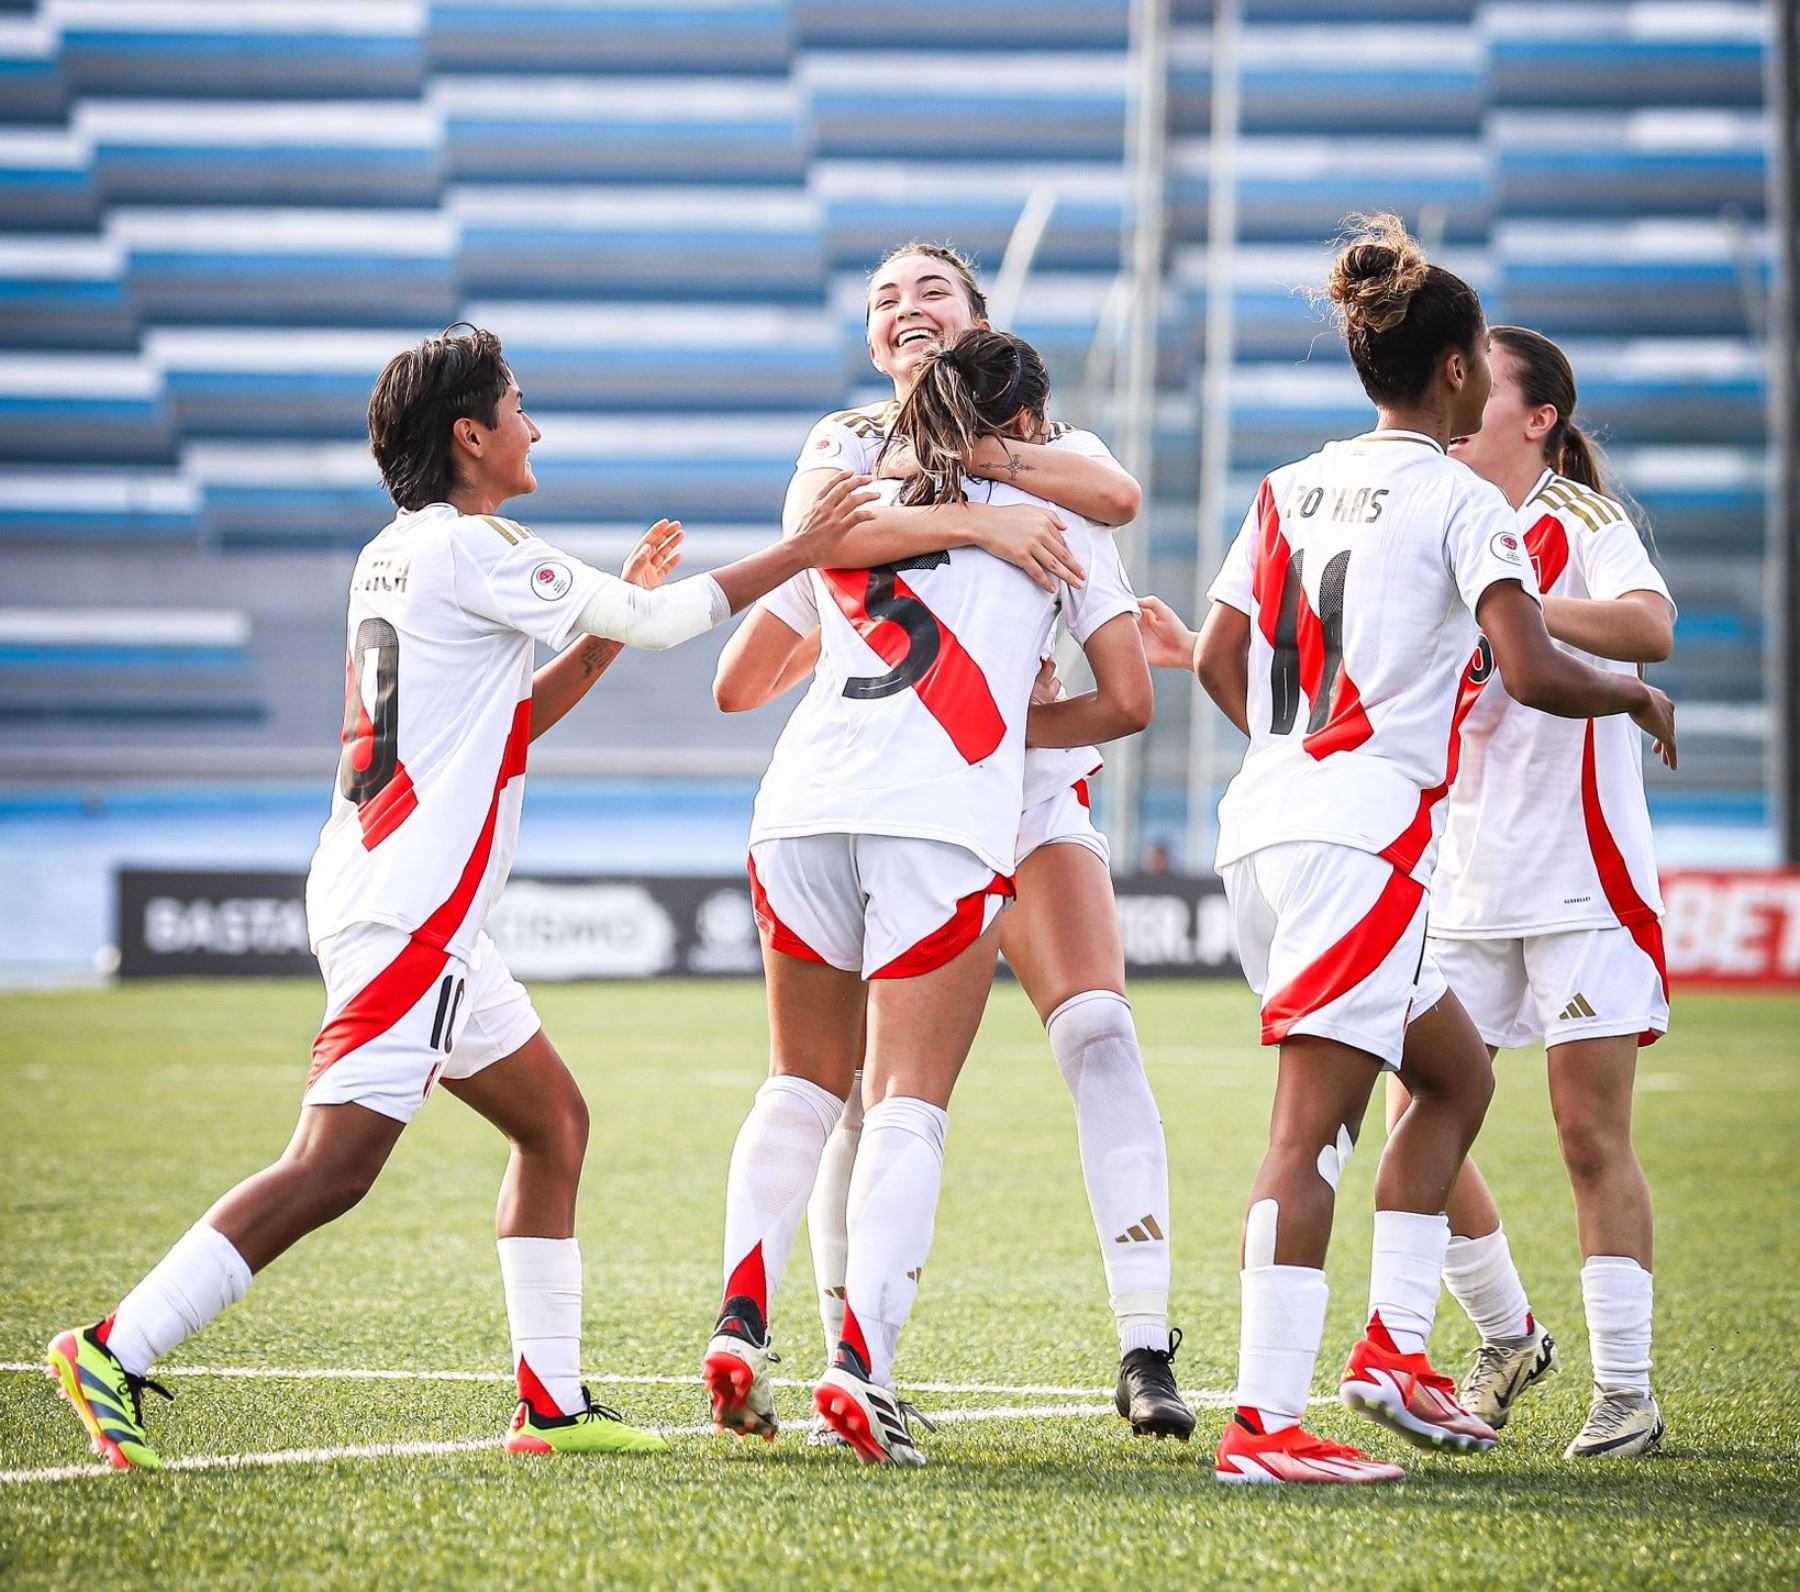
[1382,327,1676,1458]
[733,241,1191,1442]
[1135,218,1675,1485]
[43,324,873,1472]
[701,328,1155,1464]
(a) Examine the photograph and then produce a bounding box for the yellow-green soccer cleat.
[505,1386,669,1456]
[45,1319,171,1472]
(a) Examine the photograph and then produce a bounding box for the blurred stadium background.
[0,0,1793,986]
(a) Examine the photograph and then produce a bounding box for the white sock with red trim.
[1443,1223,1536,1344]
[498,1236,584,1418]
[106,1223,252,1378]
[806,1069,862,1363]
[1046,990,1171,1356]
[720,1075,844,1334]
[840,1096,947,1387]
[1236,1265,1329,1433]
[1367,1209,1451,1357]
[1582,1255,1653,1395]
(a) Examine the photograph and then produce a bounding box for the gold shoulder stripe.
[1047,419,1074,440]
[1540,482,1603,534]
[1558,477,1627,530]
[479,514,520,545]
[826,407,885,440]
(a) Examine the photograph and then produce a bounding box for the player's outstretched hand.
[622,519,683,590]
[1632,684,1677,770]
[1137,595,1201,671]
[792,472,878,563]
[977,504,1081,593]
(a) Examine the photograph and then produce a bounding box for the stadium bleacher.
[0,0,1775,862]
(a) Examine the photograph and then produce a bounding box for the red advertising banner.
[1660,870,1800,988]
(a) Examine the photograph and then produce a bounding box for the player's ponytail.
[883,329,1049,509]
[1323,213,1485,405]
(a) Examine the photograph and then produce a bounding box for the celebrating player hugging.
[44,324,876,1471]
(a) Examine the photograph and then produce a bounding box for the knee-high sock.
[1236,1265,1329,1433]
[807,1069,862,1363]
[106,1223,252,1378]
[1047,990,1171,1355]
[498,1236,584,1418]
[1367,1209,1451,1357]
[840,1097,948,1387]
[719,1075,843,1334]
[1444,1223,1536,1344]
[1582,1255,1653,1395]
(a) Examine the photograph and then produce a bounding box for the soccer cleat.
[1459,1320,1560,1431]
[505,1385,668,1455]
[44,1319,171,1472]
[812,1343,929,1466]
[1214,1409,1405,1485]
[702,1294,781,1441]
[806,1414,851,1448]
[1564,1389,1665,1459]
[1115,1327,1196,1440]
[1340,1316,1498,1455]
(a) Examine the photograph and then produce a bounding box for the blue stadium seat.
[1550,339,1765,446]
[1496,221,1771,338]
[0,470,200,542]
[1492,111,1766,219]
[0,129,98,231]
[112,207,459,326]
[1609,447,1765,556]
[145,329,401,439]
[0,354,173,463]
[1488,2,1767,109]
[435,76,808,185]
[53,0,426,99]
[429,0,793,75]
[78,101,443,207]
[803,53,1126,160]
[183,440,395,547]
[452,186,824,300]
[0,236,136,349]
[0,14,66,122]
[795,0,1127,49]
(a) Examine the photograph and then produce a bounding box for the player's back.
[1212,431,1537,880]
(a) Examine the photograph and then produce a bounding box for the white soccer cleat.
[1564,1389,1665,1459]
[1460,1321,1560,1431]
[806,1414,850,1449]
[702,1302,781,1442]
[812,1366,927,1466]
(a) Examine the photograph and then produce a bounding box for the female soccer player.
[734,241,1192,1441]
[44,324,874,1471]
[1135,217,1676,1484]
[1383,326,1676,1459]
[702,328,1155,1464]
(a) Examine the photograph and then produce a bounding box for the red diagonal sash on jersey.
[1380,644,1488,877]
[822,567,1006,765]
[1525,512,1570,593]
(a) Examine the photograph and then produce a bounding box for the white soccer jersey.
[1208,431,1541,883]
[797,402,1124,803]
[1431,469,1675,938]
[750,479,1138,876]
[305,504,615,959]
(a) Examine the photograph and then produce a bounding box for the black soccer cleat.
[1115,1328,1196,1441]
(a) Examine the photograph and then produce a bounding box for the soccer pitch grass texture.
[2,980,1796,1589]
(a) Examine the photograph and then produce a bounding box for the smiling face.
[455,379,541,505]
[1449,342,1552,482]
[866,251,988,391]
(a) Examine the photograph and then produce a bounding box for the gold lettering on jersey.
[357,555,411,593]
[1290,484,1389,523]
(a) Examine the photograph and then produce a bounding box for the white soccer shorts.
[1015,777,1110,868]
[304,924,542,1124]
[747,833,1014,980]
[1223,839,1446,1070]
[1427,926,1670,1051]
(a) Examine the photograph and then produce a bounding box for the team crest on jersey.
[813,434,843,457]
[531,560,573,600]
[1488,531,1523,565]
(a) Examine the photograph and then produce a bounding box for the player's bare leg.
[708,947,865,1440]
[814,922,1001,1464]
[1001,841,1192,1439]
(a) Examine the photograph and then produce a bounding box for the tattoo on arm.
[1001,446,1032,484]
[579,638,623,679]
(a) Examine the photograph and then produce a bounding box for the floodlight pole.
[1188,0,1242,873]
[1111,0,1171,875]
[1771,0,1798,863]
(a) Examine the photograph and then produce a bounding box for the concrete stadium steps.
[0,238,134,348]
[1607,447,1766,556]
[0,128,96,229]
[427,0,794,76]
[0,353,173,462]
[0,470,201,541]
[795,0,1130,50]
[0,16,62,122]
[1486,2,1767,108]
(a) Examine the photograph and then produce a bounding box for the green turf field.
[2,979,1796,1588]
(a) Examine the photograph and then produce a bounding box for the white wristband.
[1190,631,1204,678]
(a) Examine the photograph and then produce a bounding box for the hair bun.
[1326,213,1430,336]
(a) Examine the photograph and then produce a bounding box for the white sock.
[807,1069,862,1362]
[497,1236,584,1418]
[1236,1265,1329,1432]
[1047,990,1171,1356]
[1368,1209,1451,1357]
[1444,1224,1535,1344]
[106,1223,252,1377]
[841,1096,947,1387]
[1582,1255,1653,1395]
[720,1075,843,1331]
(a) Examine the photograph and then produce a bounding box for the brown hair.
[883,328,1048,508]
[367,323,512,510]
[1324,213,1485,405]
[866,240,989,324]
[1488,324,1604,489]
